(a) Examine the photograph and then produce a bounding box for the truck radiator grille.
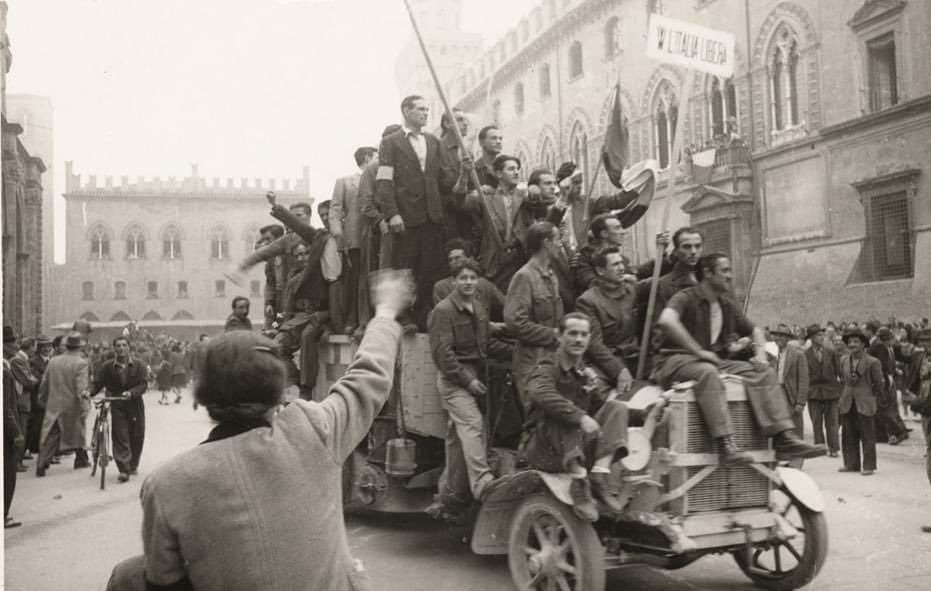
[686,464,771,513]
[685,401,769,454]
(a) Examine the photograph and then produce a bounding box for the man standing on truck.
[655,253,825,465]
[425,257,512,520]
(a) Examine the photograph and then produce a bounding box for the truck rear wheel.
[733,490,828,590]
[508,493,605,591]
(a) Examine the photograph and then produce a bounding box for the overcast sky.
[6,0,538,261]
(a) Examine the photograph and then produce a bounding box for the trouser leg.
[412,224,446,331]
[859,412,877,471]
[26,407,44,454]
[809,401,825,445]
[37,421,61,471]
[923,416,931,486]
[299,316,328,394]
[129,406,145,470]
[110,407,133,474]
[840,411,861,470]
[274,313,314,385]
[106,555,147,591]
[439,377,493,500]
[436,413,471,509]
[344,248,360,329]
[824,399,840,453]
[720,360,794,436]
[792,406,805,438]
[592,400,630,462]
[655,356,732,439]
[4,439,16,517]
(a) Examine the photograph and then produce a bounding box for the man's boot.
[589,472,624,513]
[569,479,599,522]
[773,431,827,460]
[717,436,753,465]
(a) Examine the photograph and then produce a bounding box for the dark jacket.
[664,283,754,355]
[505,259,564,392]
[3,360,24,440]
[375,129,453,227]
[224,315,254,332]
[91,357,148,411]
[526,354,589,427]
[270,204,330,315]
[779,345,810,407]
[805,345,842,401]
[427,292,512,388]
[432,276,505,321]
[839,352,884,417]
[575,279,637,381]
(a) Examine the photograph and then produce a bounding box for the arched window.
[89,226,110,259]
[162,225,182,259]
[210,226,230,259]
[79,311,100,322]
[111,311,132,322]
[709,77,739,139]
[540,136,556,173]
[142,311,162,321]
[653,80,679,169]
[114,281,127,300]
[604,17,621,58]
[769,24,801,132]
[539,63,551,99]
[172,310,195,321]
[570,121,590,189]
[81,281,94,300]
[514,82,525,116]
[569,41,584,79]
[177,281,189,298]
[125,225,146,259]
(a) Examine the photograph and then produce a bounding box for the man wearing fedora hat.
[36,332,92,476]
[838,328,884,476]
[805,324,842,457]
[900,328,931,532]
[770,324,810,438]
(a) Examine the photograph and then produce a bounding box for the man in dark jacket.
[805,324,842,457]
[91,337,149,482]
[838,329,885,476]
[426,258,511,518]
[868,325,909,445]
[27,335,53,455]
[3,327,25,528]
[900,328,931,532]
[375,95,457,330]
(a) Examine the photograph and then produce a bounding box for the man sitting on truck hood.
[655,253,826,465]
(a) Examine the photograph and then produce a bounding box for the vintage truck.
[315,334,828,591]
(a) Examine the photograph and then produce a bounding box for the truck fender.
[775,466,825,513]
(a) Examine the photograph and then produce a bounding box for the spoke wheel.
[508,493,605,591]
[733,489,828,591]
[99,422,110,491]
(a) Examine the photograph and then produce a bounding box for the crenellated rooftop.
[63,162,312,198]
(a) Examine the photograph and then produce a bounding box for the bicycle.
[90,396,125,490]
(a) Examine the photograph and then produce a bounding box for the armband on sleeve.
[376,166,394,182]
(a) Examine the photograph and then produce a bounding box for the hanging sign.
[646,14,736,78]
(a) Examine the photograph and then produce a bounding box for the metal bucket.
[385,438,417,477]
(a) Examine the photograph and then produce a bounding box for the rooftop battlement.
[64,162,312,198]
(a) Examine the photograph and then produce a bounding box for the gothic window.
[514,82,525,116]
[125,225,146,259]
[604,17,621,58]
[114,281,127,300]
[540,136,556,173]
[162,226,182,259]
[569,41,584,79]
[110,311,132,322]
[79,311,99,323]
[570,121,590,189]
[539,63,552,99]
[82,281,94,300]
[89,226,110,259]
[210,226,230,259]
[709,77,739,139]
[653,80,678,169]
[142,311,162,321]
[769,25,802,133]
[867,32,898,112]
[177,280,189,298]
[146,281,159,299]
[172,310,194,321]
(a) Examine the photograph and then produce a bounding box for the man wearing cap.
[3,327,25,528]
[805,325,842,457]
[838,328,884,476]
[27,335,53,456]
[37,332,92,476]
[770,325,810,437]
[900,328,931,532]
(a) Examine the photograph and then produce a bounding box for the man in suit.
[330,146,377,335]
[27,335,53,456]
[770,324,810,437]
[838,328,884,476]
[3,327,25,528]
[37,332,91,476]
[9,337,38,471]
[868,325,909,445]
[90,337,149,482]
[805,324,842,457]
[439,109,480,249]
[376,95,458,330]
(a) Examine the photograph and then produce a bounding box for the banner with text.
[646,14,735,78]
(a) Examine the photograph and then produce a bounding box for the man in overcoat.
[37,332,91,475]
[27,335,53,455]
[838,328,884,476]
[805,324,842,457]
[90,337,149,482]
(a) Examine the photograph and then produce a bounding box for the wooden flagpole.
[636,68,694,379]
[400,0,502,250]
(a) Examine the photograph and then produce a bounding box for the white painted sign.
[646,14,735,78]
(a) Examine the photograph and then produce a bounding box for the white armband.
[376,166,394,181]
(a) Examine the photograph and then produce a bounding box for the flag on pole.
[690,148,717,185]
[602,84,629,189]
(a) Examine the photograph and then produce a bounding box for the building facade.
[2,1,48,336]
[440,0,930,324]
[50,163,312,338]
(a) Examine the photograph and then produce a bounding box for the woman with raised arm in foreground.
[107,270,414,591]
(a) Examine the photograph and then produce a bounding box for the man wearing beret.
[805,324,842,457]
[838,328,884,476]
